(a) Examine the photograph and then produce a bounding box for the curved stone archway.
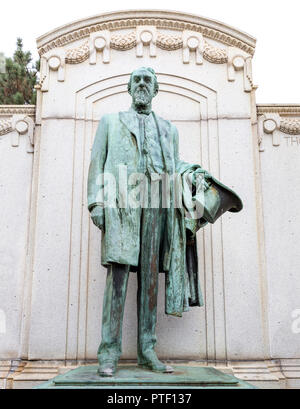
[27,10,263,366]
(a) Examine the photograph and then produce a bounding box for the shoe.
[138,351,174,373]
[98,361,117,377]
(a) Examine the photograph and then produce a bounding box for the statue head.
[128,67,159,110]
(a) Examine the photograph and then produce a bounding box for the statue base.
[37,365,256,389]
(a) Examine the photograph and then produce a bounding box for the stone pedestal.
[37,365,255,389]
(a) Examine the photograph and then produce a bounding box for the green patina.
[37,365,256,389]
[87,67,243,377]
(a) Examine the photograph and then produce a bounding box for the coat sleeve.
[87,115,108,212]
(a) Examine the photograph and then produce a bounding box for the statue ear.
[127,79,132,96]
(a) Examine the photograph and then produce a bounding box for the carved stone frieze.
[279,118,300,135]
[0,114,35,153]
[37,14,255,57]
[55,27,230,72]
[111,31,137,50]
[257,104,300,116]
[182,31,205,65]
[66,41,89,64]
[40,49,66,91]
[0,106,35,141]
[89,31,111,64]
[203,40,227,64]
[0,105,36,116]
[258,110,300,151]
[37,23,255,93]
[0,119,12,136]
[258,113,281,151]
[156,32,182,50]
[136,26,157,57]
[227,48,254,92]
[62,28,229,65]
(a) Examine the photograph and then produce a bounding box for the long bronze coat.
[88,109,204,316]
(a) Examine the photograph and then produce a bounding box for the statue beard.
[133,88,151,107]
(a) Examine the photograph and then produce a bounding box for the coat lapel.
[119,110,141,155]
[119,109,174,173]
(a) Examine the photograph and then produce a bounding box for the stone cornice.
[0,105,36,117]
[257,104,300,116]
[37,10,256,56]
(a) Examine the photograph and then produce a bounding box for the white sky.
[1,0,299,103]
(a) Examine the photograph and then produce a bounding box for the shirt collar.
[130,106,153,117]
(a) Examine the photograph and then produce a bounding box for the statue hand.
[202,178,211,191]
[193,170,211,191]
[91,206,105,232]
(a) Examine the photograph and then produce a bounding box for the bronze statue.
[87,67,242,377]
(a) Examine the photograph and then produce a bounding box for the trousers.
[98,178,167,363]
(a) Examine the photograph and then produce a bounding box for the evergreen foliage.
[0,38,39,105]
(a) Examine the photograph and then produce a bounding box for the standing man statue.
[88,67,242,377]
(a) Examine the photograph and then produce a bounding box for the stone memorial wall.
[0,10,299,389]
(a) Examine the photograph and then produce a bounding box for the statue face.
[130,69,157,107]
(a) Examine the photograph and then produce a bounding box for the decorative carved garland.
[62,31,229,65]
[0,114,35,152]
[203,40,227,64]
[38,18,255,56]
[111,31,137,50]
[156,33,183,50]
[66,41,89,64]
[0,119,12,136]
[280,118,300,135]
[258,112,300,151]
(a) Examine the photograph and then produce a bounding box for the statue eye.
[134,77,140,83]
